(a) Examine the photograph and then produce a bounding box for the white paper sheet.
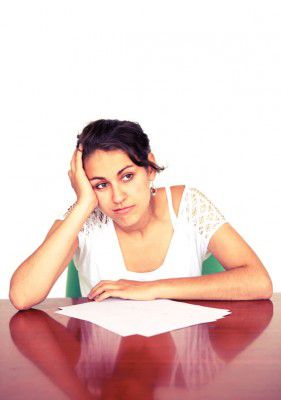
[55,299,231,337]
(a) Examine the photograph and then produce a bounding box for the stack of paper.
[55,299,231,337]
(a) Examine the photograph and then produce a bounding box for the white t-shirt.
[57,185,227,296]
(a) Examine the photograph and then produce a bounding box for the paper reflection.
[9,299,273,399]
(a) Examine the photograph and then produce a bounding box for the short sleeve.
[53,203,109,274]
[54,202,109,239]
[56,202,109,228]
[187,187,227,261]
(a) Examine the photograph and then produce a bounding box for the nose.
[112,184,127,205]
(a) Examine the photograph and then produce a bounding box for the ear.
[147,152,157,180]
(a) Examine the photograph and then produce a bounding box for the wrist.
[148,280,166,300]
[76,200,97,212]
[150,279,178,300]
[73,201,95,219]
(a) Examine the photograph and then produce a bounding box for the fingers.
[86,280,156,302]
[95,289,124,302]
[87,280,148,302]
[87,279,141,299]
[88,284,120,299]
[70,149,77,175]
[95,289,130,301]
[89,289,122,302]
[87,280,122,299]
[75,144,84,172]
[69,144,83,179]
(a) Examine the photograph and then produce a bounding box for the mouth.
[113,205,135,215]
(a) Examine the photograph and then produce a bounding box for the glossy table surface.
[1,294,281,400]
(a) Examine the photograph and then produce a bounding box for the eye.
[123,173,134,181]
[94,173,134,191]
[95,182,108,190]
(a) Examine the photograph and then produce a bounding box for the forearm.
[10,202,92,309]
[153,266,273,301]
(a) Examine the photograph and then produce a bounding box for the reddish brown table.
[1,295,280,400]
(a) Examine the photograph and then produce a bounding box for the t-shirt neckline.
[109,185,187,276]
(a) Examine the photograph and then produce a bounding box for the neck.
[114,196,158,238]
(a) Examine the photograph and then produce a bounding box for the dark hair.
[76,119,165,174]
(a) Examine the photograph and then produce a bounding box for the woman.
[9,119,273,310]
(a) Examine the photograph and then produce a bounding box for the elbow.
[9,292,31,311]
[9,279,30,310]
[255,273,273,300]
[9,286,45,311]
[261,277,273,300]
[244,263,273,300]
[9,272,48,310]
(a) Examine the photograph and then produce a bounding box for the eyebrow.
[89,165,134,181]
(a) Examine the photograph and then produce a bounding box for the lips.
[113,205,132,211]
[113,205,135,214]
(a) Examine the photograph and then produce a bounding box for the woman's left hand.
[87,279,157,302]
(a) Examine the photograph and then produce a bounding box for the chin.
[113,214,136,225]
[113,211,140,227]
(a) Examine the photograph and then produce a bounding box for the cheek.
[89,189,103,211]
[132,174,150,191]
[94,177,150,208]
[132,179,151,204]
[132,176,150,195]
[95,191,109,208]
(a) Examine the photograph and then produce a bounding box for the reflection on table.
[2,296,278,400]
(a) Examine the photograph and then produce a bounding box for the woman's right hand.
[68,145,98,209]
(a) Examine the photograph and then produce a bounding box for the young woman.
[9,119,273,310]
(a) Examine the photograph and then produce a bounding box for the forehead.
[84,149,136,174]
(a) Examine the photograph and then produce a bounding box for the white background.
[1,0,280,299]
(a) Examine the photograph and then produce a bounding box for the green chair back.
[202,254,225,275]
[66,260,82,298]
[66,255,224,297]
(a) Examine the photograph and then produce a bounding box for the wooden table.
[1,295,281,400]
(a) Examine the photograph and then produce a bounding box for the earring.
[150,181,157,196]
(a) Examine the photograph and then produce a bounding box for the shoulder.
[170,185,186,213]
[82,208,110,233]
[157,185,186,216]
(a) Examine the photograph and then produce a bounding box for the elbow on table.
[262,279,273,300]
[9,295,29,311]
[253,273,273,300]
[9,288,45,311]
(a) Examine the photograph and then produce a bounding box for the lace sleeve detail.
[58,202,109,235]
[63,202,77,218]
[187,187,227,260]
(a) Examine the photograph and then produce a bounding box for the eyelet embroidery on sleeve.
[188,188,226,240]
[63,203,77,218]
[63,202,109,235]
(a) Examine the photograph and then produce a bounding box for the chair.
[202,254,225,275]
[65,255,225,297]
[66,260,82,298]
